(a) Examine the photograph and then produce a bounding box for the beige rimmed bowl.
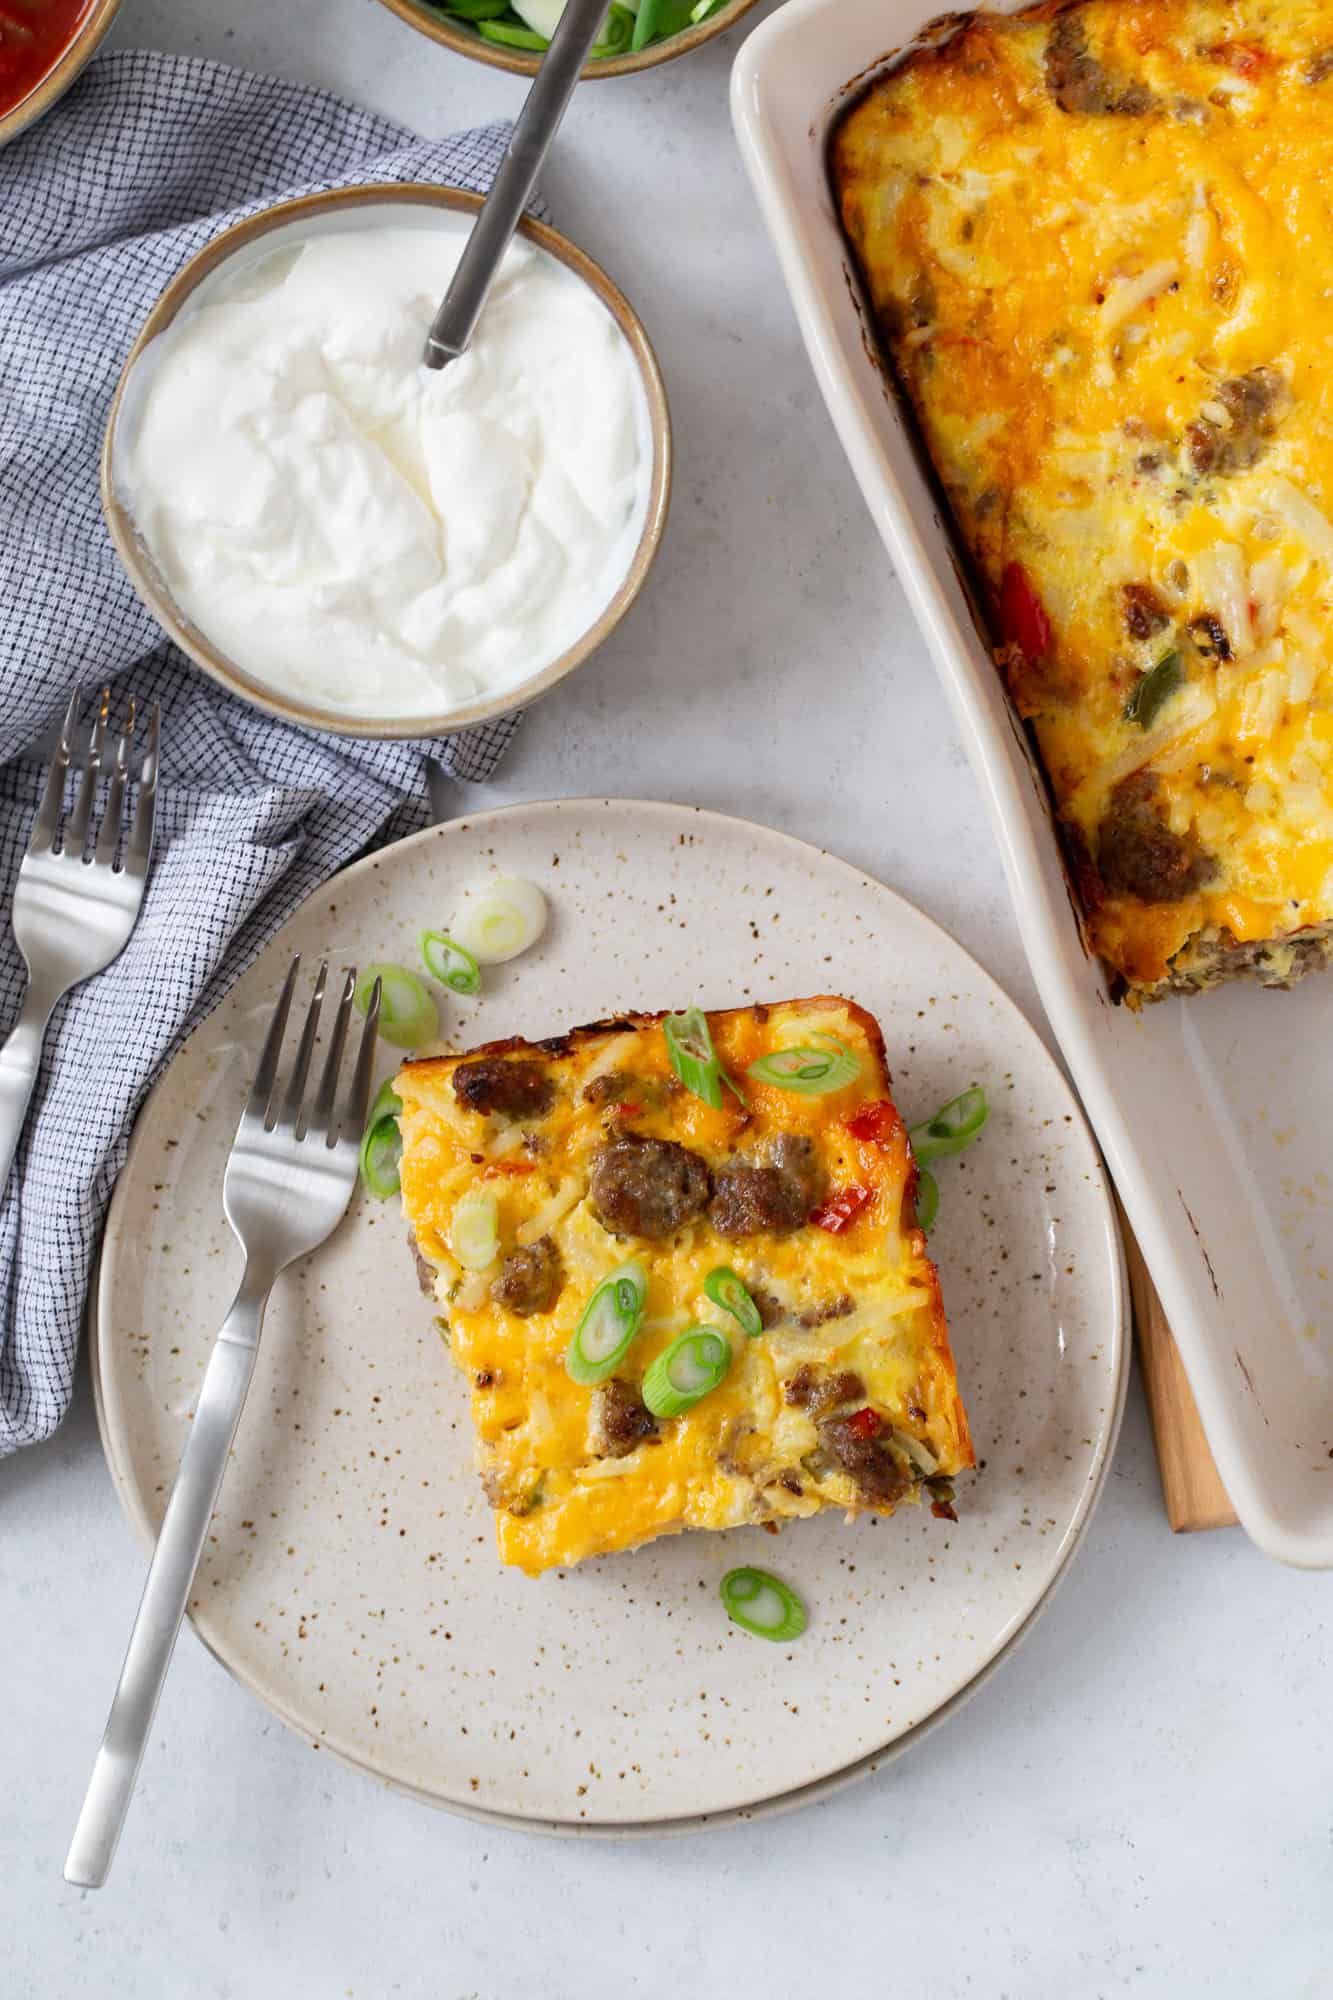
[0,0,120,149]
[101,182,672,740]
[373,0,757,81]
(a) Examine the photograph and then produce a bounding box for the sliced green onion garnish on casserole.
[746,1031,859,1095]
[565,1261,648,1384]
[641,1326,731,1418]
[703,1265,763,1338]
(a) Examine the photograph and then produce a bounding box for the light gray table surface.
[4,1,1331,1993]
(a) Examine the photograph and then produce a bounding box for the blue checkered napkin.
[0,51,530,1453]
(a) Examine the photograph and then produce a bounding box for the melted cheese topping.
[835,0,1333,993]
[396,999,970,1574]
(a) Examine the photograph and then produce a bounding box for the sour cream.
[115,213,654,721]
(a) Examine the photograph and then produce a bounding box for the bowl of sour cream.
[102,184,671,737]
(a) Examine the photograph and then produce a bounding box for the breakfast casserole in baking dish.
[834,0,1333,999]
[396,998,972,1574]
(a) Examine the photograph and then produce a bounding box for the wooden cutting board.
[1120,1215,1237,1532]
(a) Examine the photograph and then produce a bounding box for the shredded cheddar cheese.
[834,0,1333,996]
[396,999,971,1574]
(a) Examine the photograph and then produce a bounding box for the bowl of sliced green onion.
[373,0,758,79]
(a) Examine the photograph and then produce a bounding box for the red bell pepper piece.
[844,1101,900,1145]
[809,1185,873,1234]
[998,561,1051,659]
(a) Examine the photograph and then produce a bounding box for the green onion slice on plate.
[359,1079,403,1200]
[450,1188,499,1271]
[354,963,438,1050]
[720,1566,807,1642]
[662,1006,742,1110]
[909,1086,989,1233]
[746,1031,859,1096]
[914,1167,940,1233]
[641,1326,731,1418]
[909,1085,989,1165]
[566,1261,648,1384]
[703,1266,762,1339]
[419,929,482,997]
[439,0,510,15]
[450,878,548,964]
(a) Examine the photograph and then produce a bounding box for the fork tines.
[30,686,160,873]
[246,959,381,1149]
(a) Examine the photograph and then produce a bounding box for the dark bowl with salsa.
[0,0,120,147]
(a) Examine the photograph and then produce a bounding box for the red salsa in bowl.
[0,0,94,124]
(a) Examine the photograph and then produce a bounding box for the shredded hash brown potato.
[397,998,972,1573]
[834,0,1333,998]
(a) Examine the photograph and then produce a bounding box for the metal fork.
[64,958,380,1890]
[0,688,159,1197]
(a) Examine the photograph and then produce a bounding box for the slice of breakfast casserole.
[396,997,972,1573]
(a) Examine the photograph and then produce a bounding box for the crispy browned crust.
[1161,917,1333,994]
[829,2,1329,1006]
[403,994,893,1086]
[830,0,1101,144]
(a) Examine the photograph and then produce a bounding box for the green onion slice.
[909,1086,990,1233]
[663,1005,744,1111]
[359,1080,403,1200]
[439,0,510,16]
[909,1085,990,1165]
[631,0,693,44]
[630,0,661,47]
[1124,648,1183,729]
[720,1566,807,1642]
[566,1261,648,1384]
[747,1031,860,1096]
[642,1326,732,1418]
[354,963,438,1050]
[419,929,482,997]
[703,1266,762,1339]
[914,1167,940,1233]
[450,1188,499,1271]
[476,17,549,44]
[592,1,635,52]
[450,878,548,963]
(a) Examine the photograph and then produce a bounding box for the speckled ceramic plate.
[92,799,1128,1831]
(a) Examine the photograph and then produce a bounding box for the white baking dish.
[733,0,1333,1566]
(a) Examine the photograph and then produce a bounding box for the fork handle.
[64,1275,272,1889]
[0,981,58,1196]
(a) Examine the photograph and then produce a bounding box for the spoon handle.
[423,0,610,369]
